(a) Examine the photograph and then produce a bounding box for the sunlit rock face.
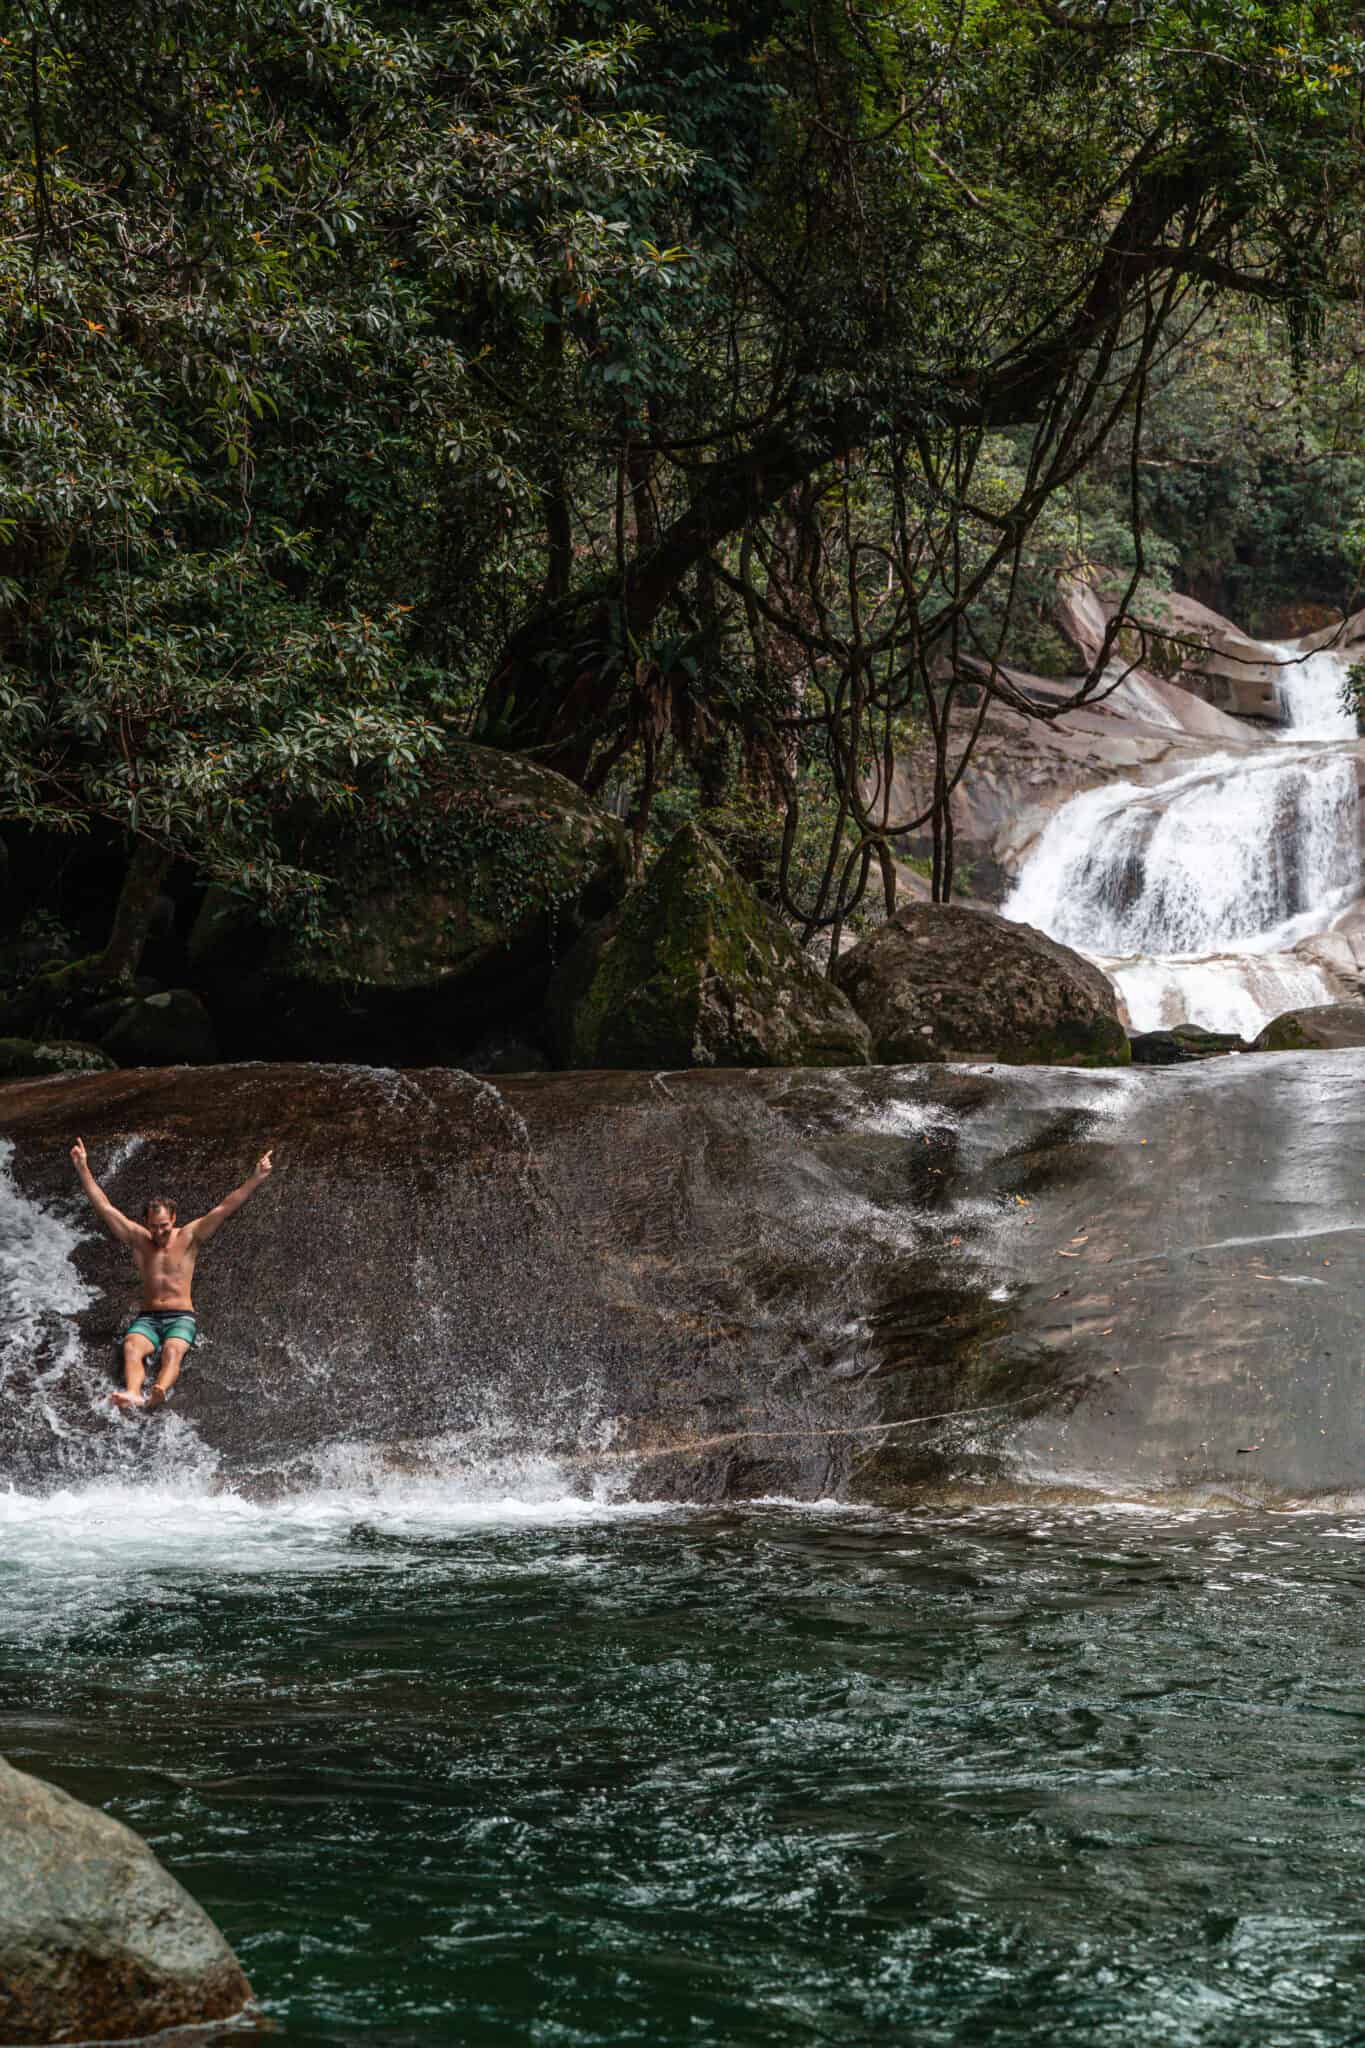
[0,1754,251,2044]
[2,1055,1363,1505]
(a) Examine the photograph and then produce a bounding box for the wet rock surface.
[3,1054,1364,1504]
[834,903,1129,1066]
[0,1754,251,2044]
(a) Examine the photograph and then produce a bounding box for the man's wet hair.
[144,1197,177,1221]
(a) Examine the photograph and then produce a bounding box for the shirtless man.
[70,1138,274,1411]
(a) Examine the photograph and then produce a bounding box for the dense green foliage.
[2,0,1364,972]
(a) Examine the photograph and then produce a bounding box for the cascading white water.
[1274,641,1359,741]
[1003,640,1361,1036]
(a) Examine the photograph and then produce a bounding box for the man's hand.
[71,1137,88,1171]
[254,1148,274,1180]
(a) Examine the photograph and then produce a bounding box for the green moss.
[552,823,870,1070]
[999,1019,1132,1068]
[1255,1014,1309,1051]
[0,956,133,1037]
[191,742,630,1003]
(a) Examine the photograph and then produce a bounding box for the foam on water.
[1106,949,1338,1037]
[0,1469,683,1651]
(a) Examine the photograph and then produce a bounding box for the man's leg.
[146,1338,189,1410]
[112,1333,156,1409]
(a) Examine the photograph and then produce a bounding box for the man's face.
[145,1205,176,1247]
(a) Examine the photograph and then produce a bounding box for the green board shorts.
[122,1310,199,1360]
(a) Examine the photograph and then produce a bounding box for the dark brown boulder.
[0,1755,251,2044]
[96,988,220,1067]
[1252,1002,1365,1052]
[833,902,1129,1066]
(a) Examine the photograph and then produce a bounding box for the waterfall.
[1003,641,1361,1035]
[1274,641,1359,741]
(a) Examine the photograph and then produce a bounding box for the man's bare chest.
[134,1232,199,1291]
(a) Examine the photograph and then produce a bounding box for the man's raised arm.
[70,1138,144,1246]
[189,1149,274,1243]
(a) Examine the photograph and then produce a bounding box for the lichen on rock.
[549,822,871,1070]
[0,1036,114,1079]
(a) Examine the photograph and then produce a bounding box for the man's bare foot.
[110,1389,146,1411]
[145,1387,168,1411]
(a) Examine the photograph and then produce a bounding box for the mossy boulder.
[0,1754,252,2044]
[0,1037,114,1079]
[98,988,219,1067]
[1130,1023,1248,1064]
[0,1035,113,1080]
[1252,1002,1365,1052]
[0,955,133,1038]
[189,743,629,1061]
[548,823,871,1070]
[833,902,1129,1067]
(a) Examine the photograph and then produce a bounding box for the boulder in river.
[1129,1023,1248,1065]
[833,901,1129,1066]
[1252,1001,1365,1051]
[189,742,629,1062]
[0,1754,251,2044]
[548,822,871,1069]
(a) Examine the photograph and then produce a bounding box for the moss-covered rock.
[548,823,871,1070]
[1252,1002,1365,1052]
[0,956,133,1038]
[189,743,629,1061]
[1130,1023,1247,1064]
[833,902,1129,1067]
[0,1037,114,1079]
[98,988,219,1067]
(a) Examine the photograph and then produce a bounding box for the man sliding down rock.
[69,1138,274,1412]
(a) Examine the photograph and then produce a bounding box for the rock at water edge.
[833,901,1129,1066]
[0,1037,114,1079]
[1129,1024,1248,1065]
[97,988,220,1067]
[0,1754,252,2044]
[1252,1002,1365,1052]
[548,822,871,1069]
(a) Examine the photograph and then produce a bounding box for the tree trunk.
[100,841,170,982]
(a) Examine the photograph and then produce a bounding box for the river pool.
[6,1484,1365,2046]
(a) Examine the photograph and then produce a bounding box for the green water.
[6,1487,1365,2046]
